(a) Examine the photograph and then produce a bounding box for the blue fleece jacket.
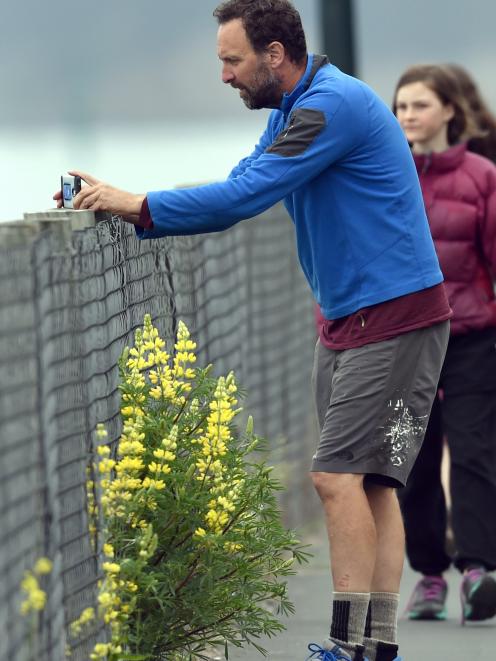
[138,54,443,319]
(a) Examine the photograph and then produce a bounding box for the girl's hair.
[392,64,481,146]
[444,63,496,163]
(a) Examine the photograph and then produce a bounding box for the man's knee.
[310,471,364,502]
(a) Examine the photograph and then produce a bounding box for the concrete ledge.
[0,219,44,245]
[23,209,111,230]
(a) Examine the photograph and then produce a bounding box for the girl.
[393,64,496,624]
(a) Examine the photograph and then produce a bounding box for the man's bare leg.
[363,483,404,661]
[312,472,376,591]
[366,484,404,593]
[311,471,375,658]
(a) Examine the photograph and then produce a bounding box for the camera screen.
[63,182,73,201]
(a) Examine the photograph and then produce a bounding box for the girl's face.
[395,81,454,153]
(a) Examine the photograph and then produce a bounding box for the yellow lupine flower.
[90,642,111,659]
[150,386,163,400]
[29,590,47,610]
[33,557,52,575]
[116,456,144,472]
[79,607,95,624]
[118,439,145,456]
[161,439,177,451]
[116,477,141,491]
[103,544,114,557]
[20,570,48,614]
[102,562,120,574]
[154,336,166,349]
[217,496,235,512]
[120,405,135,417]
[98,458,116,474]
[98,592,113,607]
[142,477,166,490]
[96,424,108,439]
[104,609,119,623]
[148,462,171,475]
[224,542,243,553]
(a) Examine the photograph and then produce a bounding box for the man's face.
[217,18,282,109]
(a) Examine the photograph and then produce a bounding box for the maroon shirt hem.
[317,283,453,350]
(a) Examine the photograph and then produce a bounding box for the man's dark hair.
[213,0,307,65]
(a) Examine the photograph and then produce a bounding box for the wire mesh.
[0,205,317,661]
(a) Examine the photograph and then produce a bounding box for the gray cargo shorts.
[311,321,450,487]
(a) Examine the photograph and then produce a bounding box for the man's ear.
[266,41,285,68]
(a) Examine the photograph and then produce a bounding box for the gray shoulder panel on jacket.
[266,108,326,157]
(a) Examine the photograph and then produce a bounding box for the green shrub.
[74,315,309,660]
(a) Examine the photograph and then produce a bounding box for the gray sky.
[0,0,319,126]
[355,0,496,109]
[1,0,495,125]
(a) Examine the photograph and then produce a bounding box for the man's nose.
[222,66,234,84]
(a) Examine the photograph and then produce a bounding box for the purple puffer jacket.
[414,143,496,335]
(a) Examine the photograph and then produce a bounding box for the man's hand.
[53,171,145,215]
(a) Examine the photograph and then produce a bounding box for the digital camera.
[61,175,82,209]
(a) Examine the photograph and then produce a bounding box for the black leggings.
[398,327,496,574]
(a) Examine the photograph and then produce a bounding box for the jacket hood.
[413,142,467,174]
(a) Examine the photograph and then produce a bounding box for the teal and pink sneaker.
[460,567,496,623]
[405,575,448,620]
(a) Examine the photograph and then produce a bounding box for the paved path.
[228,531,495,661]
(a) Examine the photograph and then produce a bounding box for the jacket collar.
[280,54,329,116]
[413,142,467,174]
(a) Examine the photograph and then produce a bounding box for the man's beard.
[236,62,282,110]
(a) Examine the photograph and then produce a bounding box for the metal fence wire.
[0,205,318,661]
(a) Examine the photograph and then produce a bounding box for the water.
[0,118,268,222]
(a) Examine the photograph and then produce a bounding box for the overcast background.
[1,0,495,220]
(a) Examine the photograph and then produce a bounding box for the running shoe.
[404,575,448,620]
[460,567,496,623]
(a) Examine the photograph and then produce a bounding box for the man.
[54,2,451,659]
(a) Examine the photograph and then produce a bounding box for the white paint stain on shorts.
[383,398,428,467]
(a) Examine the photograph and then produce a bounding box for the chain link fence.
[0,206,319,661]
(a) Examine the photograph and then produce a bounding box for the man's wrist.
[136,196,153,230]
[131,193,146,215]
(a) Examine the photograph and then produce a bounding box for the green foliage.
[79,315,310,660]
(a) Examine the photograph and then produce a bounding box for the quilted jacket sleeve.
[478,164,496,280]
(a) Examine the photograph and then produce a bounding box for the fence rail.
[0,206,317,661]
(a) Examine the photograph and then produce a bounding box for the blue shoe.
[306,643,368,661]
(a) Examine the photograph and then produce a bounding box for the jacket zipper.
[421,153,432,174]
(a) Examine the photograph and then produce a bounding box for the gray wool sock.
[328,591,370,655]
[363,592,399,661]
